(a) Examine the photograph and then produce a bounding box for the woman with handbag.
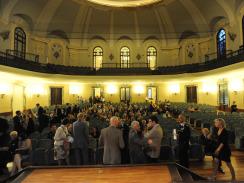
[54,118,72,165]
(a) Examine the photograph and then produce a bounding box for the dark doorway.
[186,86,197,103]
[50,87,63,105]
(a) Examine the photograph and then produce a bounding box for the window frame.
[216,28,226,59]
[14,27,26,58]
[120,46,130,68]
[147,46,157,70]
[93,46,103,70]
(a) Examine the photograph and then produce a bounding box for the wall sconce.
[107,84,117,96]
[134,85,144,96]
[69,85,82,96]
[230,79,242,95]
[202,82,217,95]
[26,84,45,97]
[0,84,11,98]
[169,84,180,95]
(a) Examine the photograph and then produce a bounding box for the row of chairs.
[28,137,204,166]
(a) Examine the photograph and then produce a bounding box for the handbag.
[63,139,70,152]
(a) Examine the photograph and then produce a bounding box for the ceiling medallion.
[85,0,163,7]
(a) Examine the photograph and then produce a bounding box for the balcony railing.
[205,50,235,62]
[6,49,39,63]
[102,62,149,68]
[0,45,243,76]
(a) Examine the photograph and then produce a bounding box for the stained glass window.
[217,29,226,59]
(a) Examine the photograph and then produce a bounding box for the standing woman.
[211,118,236,181]
[54,119,71,165]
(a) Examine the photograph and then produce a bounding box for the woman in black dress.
[210,118,236,181]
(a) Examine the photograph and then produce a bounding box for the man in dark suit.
[99,116,125,165]
[38,107,50,133]
[120,119,130,164]
[177,114,191,168]
[13,111,25,136]
[72,113,89,165]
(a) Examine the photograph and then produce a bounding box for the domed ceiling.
[0,0,242,41]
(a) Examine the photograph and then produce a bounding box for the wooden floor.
[22,165,171,183]
[191,150,244,182]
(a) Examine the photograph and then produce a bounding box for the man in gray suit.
[99,116,125,165]
[144,115,163,163]
[72,113,89,165]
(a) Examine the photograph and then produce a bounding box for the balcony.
[0,46,243,76]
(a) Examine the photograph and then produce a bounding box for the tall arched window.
[217,28,226,59]
[120,47,130,68]
[242,16,244,45]
[14,27,26,58]
[93,47,103,70]
[147,46,157,70]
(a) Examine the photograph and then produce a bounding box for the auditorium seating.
[2,101,244,167]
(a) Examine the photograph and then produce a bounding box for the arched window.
[14,27,26,58]
[147,46,157,70]
[93,47,103,70]
[217,28,226,59]
[120,47,130,68]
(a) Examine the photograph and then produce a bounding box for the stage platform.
[7,164,208,183]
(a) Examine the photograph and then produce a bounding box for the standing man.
[129,121,150,164]
[99,116,125,165]
[144,115,163,163]
[177,114,191,168]
[73,113,89,165]
[13,111,25,136]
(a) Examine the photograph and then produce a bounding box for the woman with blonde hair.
[210,118,236,181]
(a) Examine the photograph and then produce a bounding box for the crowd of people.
[0,100,236,181]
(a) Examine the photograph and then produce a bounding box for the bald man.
[99,116,125,165]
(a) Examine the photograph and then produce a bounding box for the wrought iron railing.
[0,45,243,76]
[205,50,233,62]
[6,49,39,63]
[102,62,149,68]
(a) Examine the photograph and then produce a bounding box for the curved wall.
[0,62,244,114]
